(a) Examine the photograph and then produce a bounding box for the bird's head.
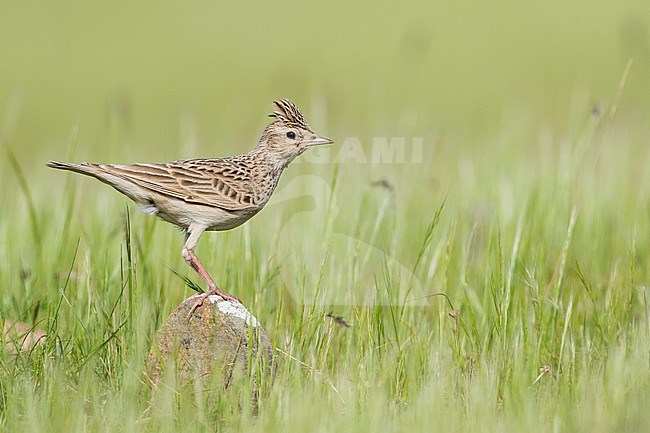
[258,99,333,167]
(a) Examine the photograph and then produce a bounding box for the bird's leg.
[183,227,239,318]
[186,249,239,301]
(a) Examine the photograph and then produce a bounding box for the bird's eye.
[286,131,296,139]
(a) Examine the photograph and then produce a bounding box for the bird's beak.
[308,135,334,146]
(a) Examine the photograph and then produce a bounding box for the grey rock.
[146,294,274,394]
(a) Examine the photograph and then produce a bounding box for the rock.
[3,319,46,355]
[146,294,275,394]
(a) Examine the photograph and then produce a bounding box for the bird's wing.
[98,159,259,211]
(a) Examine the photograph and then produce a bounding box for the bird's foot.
[187,287,241,320]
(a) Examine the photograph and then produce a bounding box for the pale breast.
[142,193,264,232]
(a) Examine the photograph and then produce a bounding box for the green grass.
[2,1,650,431]
[2,93,650,431]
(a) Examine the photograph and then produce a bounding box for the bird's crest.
[269,99,311,130]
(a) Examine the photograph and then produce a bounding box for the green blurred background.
[1,0,649,166]
[3,4,650,431]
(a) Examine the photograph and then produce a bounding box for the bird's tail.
[47,161,150,206]
[46,161,102,178]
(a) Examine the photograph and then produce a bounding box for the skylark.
[48,99,333,314]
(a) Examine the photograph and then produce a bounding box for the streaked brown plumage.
[47,99,333,314]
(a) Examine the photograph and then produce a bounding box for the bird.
[47,99,333,315]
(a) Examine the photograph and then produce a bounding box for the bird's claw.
[186,289,240,321]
